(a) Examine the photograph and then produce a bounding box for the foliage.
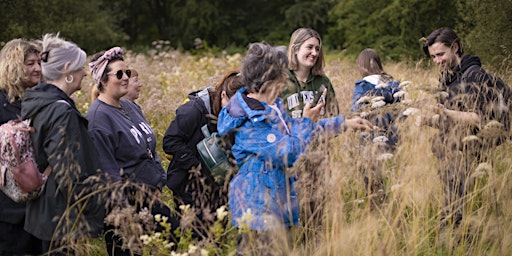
[0,0,128,53]
[326,0,458,60]
[455,0,512,69]
[1,0,510,69]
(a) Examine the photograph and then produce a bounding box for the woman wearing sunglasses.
[87,47,175,256]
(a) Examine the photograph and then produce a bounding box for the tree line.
[1,0,510,68]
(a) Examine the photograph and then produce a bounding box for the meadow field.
[73,47,512,255]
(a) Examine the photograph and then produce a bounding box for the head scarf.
[89,46,124,84]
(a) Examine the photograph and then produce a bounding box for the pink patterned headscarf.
[89,46,125,84]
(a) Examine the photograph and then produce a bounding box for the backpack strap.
[201,125,211,137]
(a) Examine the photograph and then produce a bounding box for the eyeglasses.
[107,69,132,80]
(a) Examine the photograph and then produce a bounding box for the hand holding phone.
[311,85,327,108]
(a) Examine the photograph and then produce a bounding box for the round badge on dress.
[267,133,276,143]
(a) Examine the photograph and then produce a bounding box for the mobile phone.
[311,85,327,108]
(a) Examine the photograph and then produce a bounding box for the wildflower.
[393,91,407,98]
[354,199,365,204]
[462,135,481,143]
[484,120,504,130]
[371,100,386,109]
[163,241,175,249]
[356,96,371,104]
[140,234,151,245]
[371,96,385,103]
[399,80,412,89]
[373,136,388,143]
[377,153,393,160]
[216,205,228,221]
[360,111,369,118]
[236,208,254,229]
[402,107,419,116]
[201,249,209,256]
[179,204,191,213]
[375,82,389,89]
[188,244,198,254]
[154,214,162,222]
[401,99,412,105]
[475,162,492,174]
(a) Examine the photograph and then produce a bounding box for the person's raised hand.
[344,117,373,132]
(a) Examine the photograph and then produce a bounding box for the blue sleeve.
[351,83,366,112]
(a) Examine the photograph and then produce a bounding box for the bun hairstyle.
[89,46,125,92]
[241,42,288,95]
[40,33,86,82]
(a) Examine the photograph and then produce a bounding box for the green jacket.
[280,70,340,118]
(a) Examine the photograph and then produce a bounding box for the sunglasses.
[107,69,132,80]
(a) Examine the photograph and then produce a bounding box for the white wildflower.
[356,96,372,104]
[402,107,419,116]
[188,245,198,254]
[484,120,504,130]
[140,234,151,245]
[475,162,492,173]
[179,204,191,213]
[236,208,254,228]
[201,249,209,256]
[373,136,389,143]
[360,111,369,118]
[399,80,412,89]
[371,100,386,109]
[375,82,389,89]
[371,96,385,102]
[401,99,413,105]
[355,199,365,204]
[154,214,162,222]
[216,205,228,221]
[437,91,449,99]
[377,153,394,160]
[462,135,481,143]
[393,91,407,98]
[391,184,402,191]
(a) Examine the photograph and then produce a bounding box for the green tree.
[0,0,128,53]
[326,0,457,60]
[456,0,512,70]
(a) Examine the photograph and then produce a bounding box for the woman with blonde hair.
[280,28,339,119]
[0,38,43,256]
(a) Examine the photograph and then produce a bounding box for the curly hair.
[0,39,41,102]
[242,42,288,96]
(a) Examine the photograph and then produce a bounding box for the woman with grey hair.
[217,42,372,254]
[21,33,104,255]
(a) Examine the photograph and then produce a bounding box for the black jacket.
[21,83,105,241]
[163,88,221,207]
[434,55,511,154]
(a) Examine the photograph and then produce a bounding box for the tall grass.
[71,48,512,255]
